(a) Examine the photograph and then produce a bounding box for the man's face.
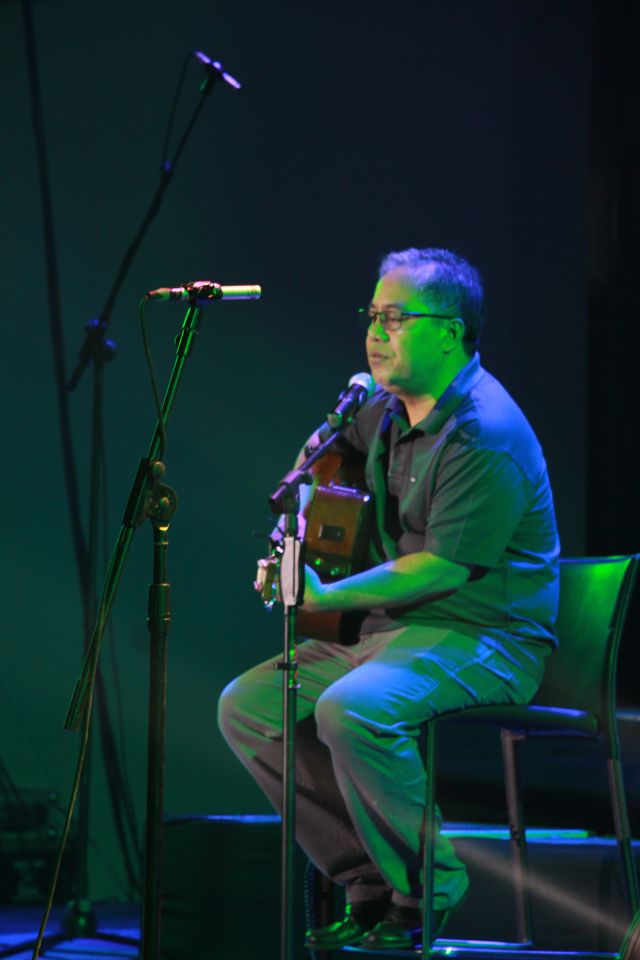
[366,267,451,397]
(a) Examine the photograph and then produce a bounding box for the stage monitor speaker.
[160,814,307,960]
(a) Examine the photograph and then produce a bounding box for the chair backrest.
[532,555,639,716]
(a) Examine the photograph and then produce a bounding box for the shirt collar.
[384,353,484,435]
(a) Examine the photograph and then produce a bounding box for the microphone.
[326,372,376,429]
[271,372,376,513]
[304,373,375,456]
[193,50,241,90]
[145,281,261,303]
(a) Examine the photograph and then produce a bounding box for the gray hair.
[379,247,483,353]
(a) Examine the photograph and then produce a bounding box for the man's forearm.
[303,551,471,612]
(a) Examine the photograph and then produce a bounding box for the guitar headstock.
[254,555,281,609]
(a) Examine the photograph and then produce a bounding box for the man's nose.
[367,316,389,340]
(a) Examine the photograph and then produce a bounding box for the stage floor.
[1,825,637,960]
[0,901,633,960]
[0,904,140,960]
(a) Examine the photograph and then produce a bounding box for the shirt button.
[410,476,416,483]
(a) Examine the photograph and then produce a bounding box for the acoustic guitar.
[255,451,373,644]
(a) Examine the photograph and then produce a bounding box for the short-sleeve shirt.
[339,354,560,648]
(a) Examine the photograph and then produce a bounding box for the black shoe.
[305,900,389,951]
[361,902,450,950]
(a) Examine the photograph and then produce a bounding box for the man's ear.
[451,317,466,339]
[444,317,466,350]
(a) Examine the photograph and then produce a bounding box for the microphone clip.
[184,281,222,301]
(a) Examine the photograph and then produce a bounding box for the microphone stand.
[25,302,203,960]
[15,6,241,950]
[66,303,202,960]
[268,427,350,960]
[54,52,233,947]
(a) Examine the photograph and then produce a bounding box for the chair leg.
[422,721,437,954]
[500,729,533,945]
[606,756,640,916]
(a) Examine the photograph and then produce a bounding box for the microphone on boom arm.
[304,372,376,455]
[144,280,261,304]
[326,372,375,429]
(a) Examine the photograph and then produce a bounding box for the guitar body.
[297,452,373,645]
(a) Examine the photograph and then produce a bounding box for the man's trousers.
[218,624,549,910]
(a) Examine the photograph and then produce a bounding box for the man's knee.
[217,676,242,745]
[315,684,373,747]
[217,665,283,751]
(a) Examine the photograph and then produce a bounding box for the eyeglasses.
[358,307,459,332]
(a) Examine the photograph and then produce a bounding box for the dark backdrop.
[1,0,593,899]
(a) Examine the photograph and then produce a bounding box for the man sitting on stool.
[218,247,559,950]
